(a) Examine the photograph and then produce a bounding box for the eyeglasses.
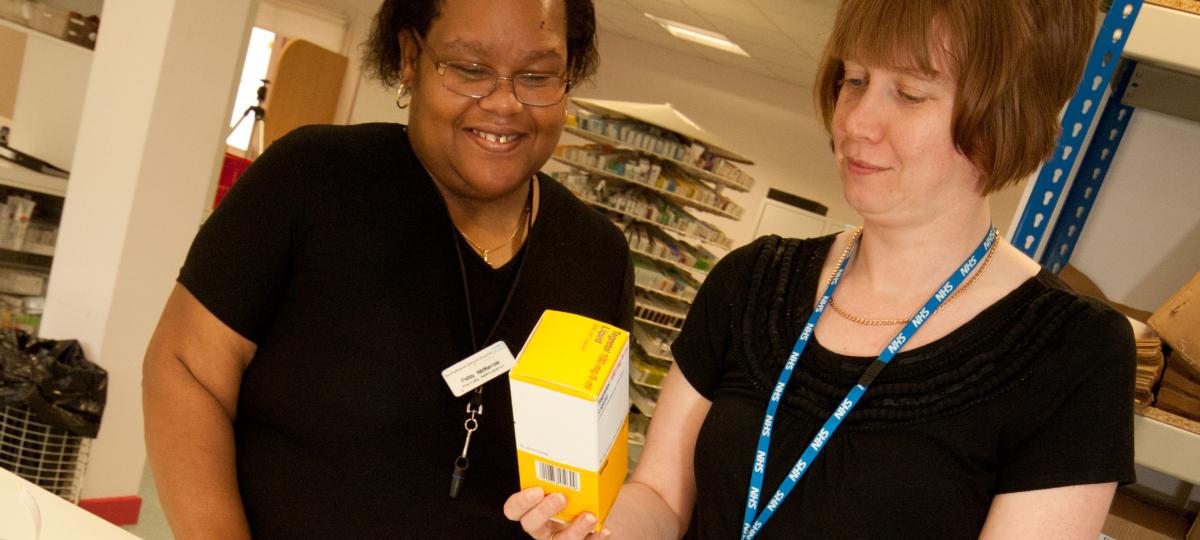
[414,35,572,107]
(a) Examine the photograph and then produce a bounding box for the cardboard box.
[1102,492,1200,540]
[509,310,629,530]
[1157,355,1200,421]
[1060,264,1154,322]
[1150,272,1200,369]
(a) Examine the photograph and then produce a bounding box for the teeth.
[472,129,515,144]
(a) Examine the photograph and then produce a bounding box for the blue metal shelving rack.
[1010,0,1146,268]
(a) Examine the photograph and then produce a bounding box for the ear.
[398,31,420,84]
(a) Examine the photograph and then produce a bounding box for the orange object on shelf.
[215,153,252,208]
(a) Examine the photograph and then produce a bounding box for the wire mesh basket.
[0,404,91,502]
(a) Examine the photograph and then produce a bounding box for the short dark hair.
[814,0,1097,192]
[363,0,599,87]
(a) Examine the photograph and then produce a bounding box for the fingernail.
[601,529,612,537]
[528,487,544,499]
[552,492,567,506]
[583,513,597,524]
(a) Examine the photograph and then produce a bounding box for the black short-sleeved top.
[673,235,1135,539]
[178,123,634,539]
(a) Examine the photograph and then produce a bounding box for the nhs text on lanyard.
[741,227,997,539]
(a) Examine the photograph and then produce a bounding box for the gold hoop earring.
[395,82,412,110]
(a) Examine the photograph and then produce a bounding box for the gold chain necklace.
[457,200,530,264]
[826,228,1000,326]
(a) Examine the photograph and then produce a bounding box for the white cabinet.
[0,16,92,171]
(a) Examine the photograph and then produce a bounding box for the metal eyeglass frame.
[412,33,572,107]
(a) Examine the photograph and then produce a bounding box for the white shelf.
[630,247,711,276]
[551,156,742,219]
[634,316,681,334]
[643,350,673,363]
[1133,412,1200,485]
[630,384,659,418]
[635,298,688,318]
[630,377,663,391]
[582,198,732,249]
[564,125,752,192]
[635,284,694,304]
[0,159,68,197]
[1125,3,1200,76]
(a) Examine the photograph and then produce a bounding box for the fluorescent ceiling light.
[645,13,750,57]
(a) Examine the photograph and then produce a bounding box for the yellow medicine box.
[510,310,630,530]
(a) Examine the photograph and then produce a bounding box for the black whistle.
[449,457,469,498]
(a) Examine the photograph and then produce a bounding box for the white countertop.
[0,467,139,540]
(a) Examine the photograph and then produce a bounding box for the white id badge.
[441,341,517,397]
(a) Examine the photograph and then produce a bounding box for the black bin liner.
[0,330,107,438]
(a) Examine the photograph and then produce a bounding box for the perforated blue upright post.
[1040,60,1138,272]
[1010,0,1144,260]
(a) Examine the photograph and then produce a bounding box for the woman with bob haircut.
[143,0,633,538]
[506,0,1134,538]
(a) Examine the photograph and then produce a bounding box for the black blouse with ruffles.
[673,235,1135,540]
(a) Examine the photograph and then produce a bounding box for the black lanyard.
[447,178,535,499]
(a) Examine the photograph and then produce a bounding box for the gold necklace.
[826,229,1000,327]
[458,200,530,264]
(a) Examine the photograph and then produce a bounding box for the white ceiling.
[290,0,840,89]
[593,0,840,88]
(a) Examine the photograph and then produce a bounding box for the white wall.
[40,0,256,501]
[1071,108,1200,311]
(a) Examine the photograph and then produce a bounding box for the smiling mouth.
[846,158,887,172]
[469,128,522,145]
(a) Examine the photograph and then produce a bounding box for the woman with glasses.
[142,1,631,538]
[507,0,1134,538]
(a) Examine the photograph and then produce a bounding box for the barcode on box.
[536,461,580,491]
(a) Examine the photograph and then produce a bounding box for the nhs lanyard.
[741,226,997,540]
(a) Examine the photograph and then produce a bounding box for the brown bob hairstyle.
[814,0,1098,193]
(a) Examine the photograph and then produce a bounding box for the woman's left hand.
[503,487,610,539]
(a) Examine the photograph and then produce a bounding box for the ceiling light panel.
[645,13,751,57]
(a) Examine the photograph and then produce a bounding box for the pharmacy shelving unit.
[546,98,755,462]
[1009,0,1200,489]
[0,160,62,340]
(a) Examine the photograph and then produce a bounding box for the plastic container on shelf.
[0,0,30,24]
[21,220,56,256]
[26,2,68,39]
[0,195,36,251]
[0,267,43,296]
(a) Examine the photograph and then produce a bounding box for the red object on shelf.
[215,153,252,208]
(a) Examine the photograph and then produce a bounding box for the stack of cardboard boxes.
[1135,327,1166,407]
[1149,272,1200,424]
